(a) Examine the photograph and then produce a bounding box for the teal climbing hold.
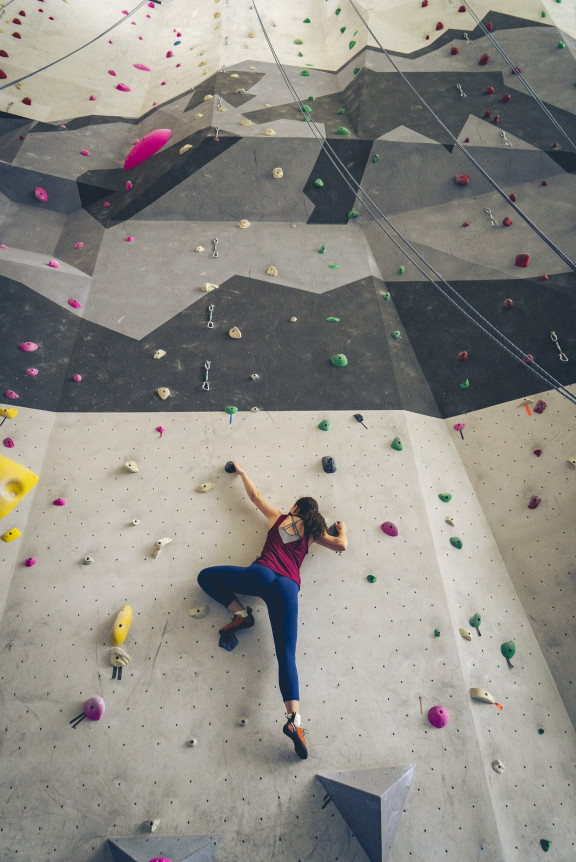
[328,264,341,269]
[224,406,238,415]
[558,41,566,48]
[501,641,516,667]
[326,317,340,322]
[391,437,403,451]
[349,41,356,49]
[397,266,405,274]
[391,331,401,340]
[335,127,352,135]
[372,154,380,163]
[460,379,470,389]
[307,96,316,101]
[340,26,346,33]
[469,613,481,632]
[314,178,324,187]
[318,244,326,254]
[331,354,348,367]
[450,537,463,549]
[337,107,347,114]
[301,70,310,76]
[540,839,551,852]
[348,210,359,219]
[293,39,303,44]
[318,420,330,431]
[353,67,361,74]
[303,18,311,23]
[538,728,545,734]
[434,629,441,637]
[367,574,377,583]
[438,493,452,502]
[382,291,390,300]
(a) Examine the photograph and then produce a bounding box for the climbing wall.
[1,1,576,860]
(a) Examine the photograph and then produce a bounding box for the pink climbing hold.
[26,368,38,376]
[133,63,151,71]
[428,705,449,728]
[156,426,165,437]
[479,53,490,66]
[34,187,48,202]
[458,351,468,361]
[166,50,173,58]
[108,70,117,76]
[503,299,514,308]
[123,129,172,170]
[125,236,134,242]
[5,390,19,399]
[103,202,110,207]
[74,242,84,249]
[89,95,96,101]
[82,695,105,721]
[380,521,398,537]
[515,253,530,268]
[3,438,15,448]
[454,422,465,432]
[533,449,543,457]
[19,342,38,352]
[68,298,83,308]
[0,245,6,249]
[126,181,132,190]
[25,557,37,567]
[116,83,131,92]
[528,495,541,510]
[53,498,66,506]
[48,259,61,268]
[453,174,470,186]
[538,274,549,281]
[534,399,547,414]
[73,374,82,382]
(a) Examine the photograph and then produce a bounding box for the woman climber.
[197,462,348,759]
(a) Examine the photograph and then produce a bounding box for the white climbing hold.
[146,819,160,833]
[187,737,199,746]
[157,387,170,400]
[470,687,496,704]
[237,717,248,727]
[445,516,455,526]
[151,537,172,559]
[83,556,95,565]
[237,219,251,229]
[124,461,139,473]
[132,519,140,526]
[110,646,131,667]
[196,482,215,493]
[459,628,472,641]
[266,266,278,276]
[290,317,297,323]
[263,129,275,136]
[188,604,209,618]
[228,326,242,339]
[250,373,260,380]
[272,168,283,179]
[179,143,193,154]
[492,759,505,774]
[195,246,204,253]
[153,349,166,359]
[567,458,576,469]
[201,282,219,292]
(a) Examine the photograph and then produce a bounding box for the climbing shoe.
[283,713,308,759]
[219,607,254,634]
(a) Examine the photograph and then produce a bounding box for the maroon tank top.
[254,515,309,588]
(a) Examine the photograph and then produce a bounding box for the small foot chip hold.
[153,349,166,359]
[470,687,501,706]
[124,460,139,473]
[201,282,219,292]
[157,387,170,400]
[151,537,172,559]
[187,737,199,747]
[195,246,204,253]
[196,482,215,493]
[145,819,160,832]
[459,627,472,641]
[237,717,248,727]
[188,604,209,618]
[492,759,505,774]
[263,129,276,136]
[228,327,242,339]
[445,516,455,526]
[272,167,284,178]
[567,458,576,469]
[459,379,470,389]
[83,556,95,565]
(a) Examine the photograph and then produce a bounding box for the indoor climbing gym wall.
[1,0,575,861]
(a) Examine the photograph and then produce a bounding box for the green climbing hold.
[353,67,361,74]
[397,266,405,275]
[318,244,326,254]
[340,26,346,33]
[538,728,545,734]
[326,317,340,322]
[301,70,310,76]
[303,18,311,23]
[450,537,463,549]
[348,210,359,219]
[224,406,238,415]
[302,116,311,122]
[337,107,347,114]
[328,264,341,270]
[372,154,380,163]
[349,41,356,50]
[558,41,566,48]
[298,52,304,57]
[501,641,516,664]
[460,379,470,389]
[469,613,481,630]
[335,7,341,14]
[540,839,551,852]
[318,420,330,431]
[293,39,303,44]
[331,354,348,367]
[302,105,312,112]
[382,291,390,300]
[367,574,377,583]
[314,178,324,187]
[307,96,316,101]
[434,629,441,637]
[541,10,546,15]
[390,330,401,340]
[335,127,352,135]
[438,493,452,503]
[391,437,403,451]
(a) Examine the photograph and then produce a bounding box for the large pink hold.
[53,497,66,506]
[83,696,105,721]
[48,259,60,268]
[19,342,38,352]
[26,368,38,376]
[5,390,18,399]
[34,187,48,202]
[116,83,131,92]
[68,298,83,308]
[148,858,172,862]
[123,128,172,170]
[133,63,151,71]
[428,705,449,728]
[380,521,398,537]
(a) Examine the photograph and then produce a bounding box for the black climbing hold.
[353,413,367,428]
[224,461,236,473]
[322,456,337,473]
[327,523,340,536]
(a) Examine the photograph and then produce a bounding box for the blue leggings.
[197,563,299,702]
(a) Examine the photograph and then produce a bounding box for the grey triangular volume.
[107,834,221,862]
[317,765,415,862]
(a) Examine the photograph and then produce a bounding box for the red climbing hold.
[485,86,495,94]
[479,53,490,66]
[458,5,466,11]
[509,193,517,202]
[0,50,8,57]
[502,217,513,227]
[425,34,430,39]
[464,137,470,143]
[421,0,428,5]
[13,17,22,24]
[502,94,511,102]
[522,354,533,364]
[515,253,530,268]
[462,222,470,227]
[512,67,522,75]
[12,32,22,38]
[486,22,494,31]
[534,399,547,414]
[21,97,31,105]
[533,449,543,457]
[504,299,514,309]
[458,351,469,361]
[19,9,26,15]
[541,180,548,187]
[0,70,6,80]
[436,22,444,30]
[453,174,470,186]
[538,274,549,281]
[451,46,459,55]
[484,109,492,118]
[492,115,500,124]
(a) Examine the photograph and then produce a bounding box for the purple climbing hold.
[528,495,541,509]
[380,521,398,537]
[428,705,449,728]
[534,399,547,414]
